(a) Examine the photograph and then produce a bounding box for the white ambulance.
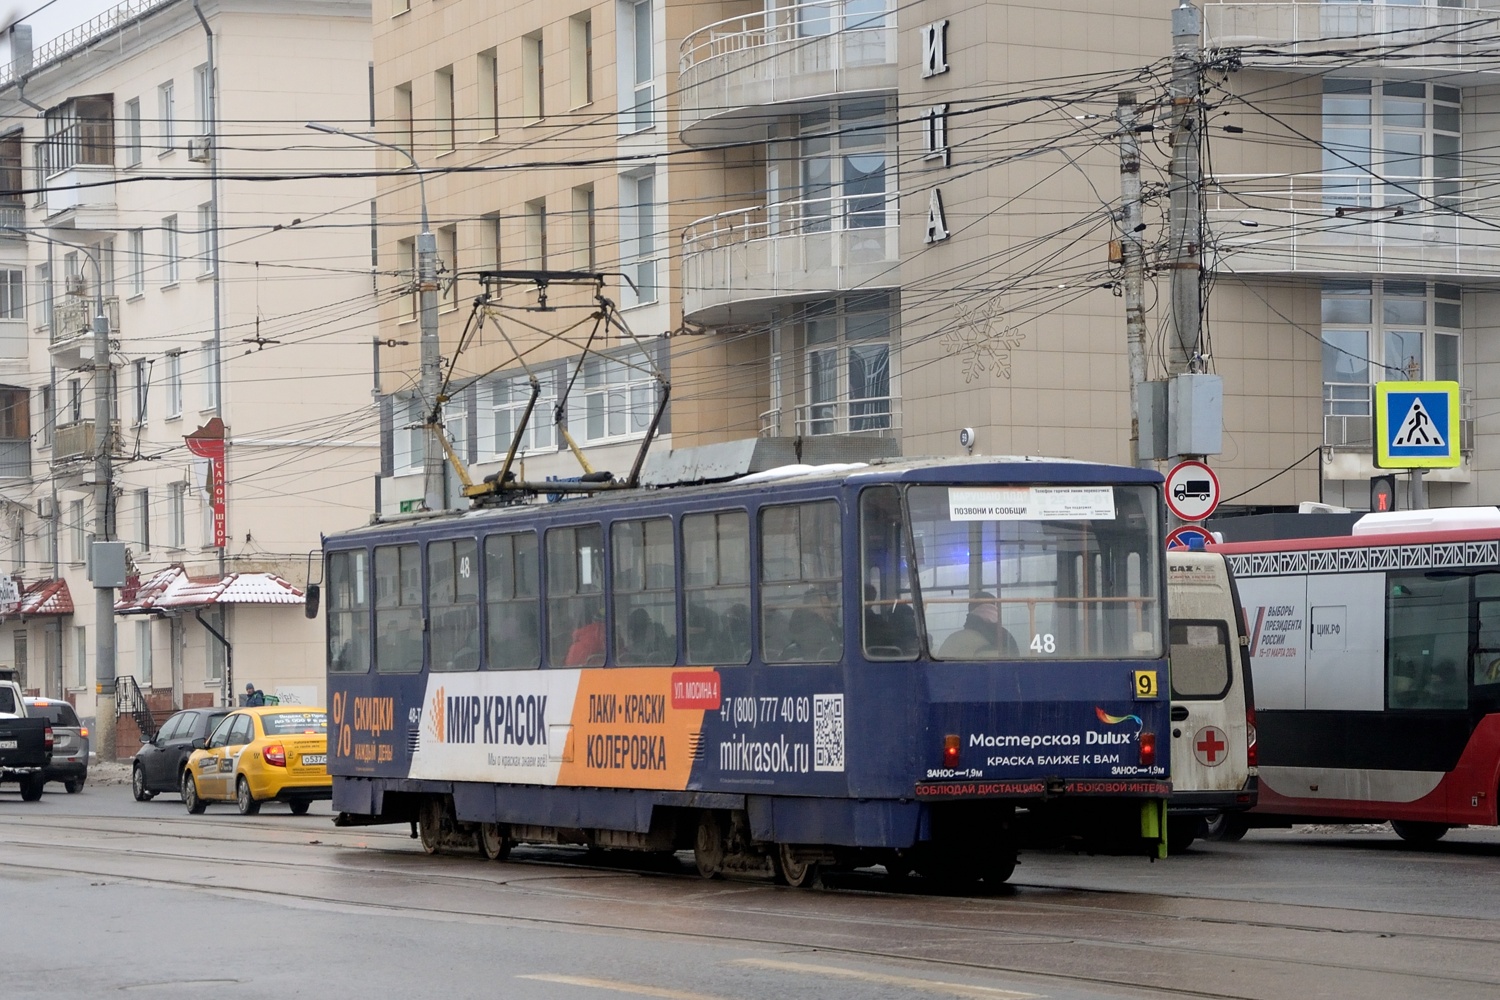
[1166,550,1259,851]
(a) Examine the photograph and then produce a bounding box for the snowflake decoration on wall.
[942,296,1027,382]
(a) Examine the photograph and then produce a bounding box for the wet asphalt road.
[3,773,1499,1000]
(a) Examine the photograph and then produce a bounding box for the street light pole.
[4,226,117,757]
[306,122,443,511]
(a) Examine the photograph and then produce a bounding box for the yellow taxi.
[181,707,331,816]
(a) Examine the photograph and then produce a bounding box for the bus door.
[1166,552,1255,810]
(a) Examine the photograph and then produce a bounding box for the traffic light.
[1371,474,1397,513]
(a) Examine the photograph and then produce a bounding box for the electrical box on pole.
[1168,373,1223,457]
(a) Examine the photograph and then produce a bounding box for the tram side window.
[1386,571,1468,709]
[548,524,605,666]
[1169,621,1231,699]
[859,486,919,660]
[427,539,479,672]
[374,544,423,673]
[613,518,677,666]
[1475,574,1500,689]
[327,549,370,673]
[486,532,541,670]
[683,510,750,665]
[761,501,842,663]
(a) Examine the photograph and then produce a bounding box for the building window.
[69,499,85,563]
[204,607,224,682]
[11,513,24,569]
[167,482,185,549]
[0,269,23,319]
[1322,280,1462,427]
[124,98,142,167]
[1323,78,1461,213]
[767,294,895,437]
[477,49,499,137]
[570,13,594,108]
[40,384,53,447]
[0,130,20,204]
[620,171,656,306]
[392,391,424,474]
[523,32,544,121]
[524,198,547,269]
[42,94,113,175]
[198,203,213,273]
[158,81,175,153]
[67,377,82,423]
[480,211,502,271]
[128,229,145,295]
[797,101,892,235]
[0,386,28,479]
[483,368,557,457]
[395,237,416,320]
[132,358,148,426]
[166,351,182,418]
[569,348,657,444]
[135,487,150,551]
[435,66,455,153]
[572,185,596,271]
[439,225,458,310]
[137,619,153,687]
[74,626,86,689]
[394,82,413,154]
[194,63,211,137]
[201,339,218,412]
[619,0,655,133]
[162,215,179,285]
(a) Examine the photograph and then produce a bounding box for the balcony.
[682,192,900,325]
[48,296,120,369]
[1207,174,1500,277]
[52,418,122,464]
[1323,381,1474,481]
[1203,2,1500,79]
[678,2,896,146]
[760,394,900,439]
[41,120,115,224]
[0,438,28,479]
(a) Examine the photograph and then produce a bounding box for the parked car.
[132,707,232,801]
[0,680,51,801]
[182,707,331,815]
[23,697,89,793]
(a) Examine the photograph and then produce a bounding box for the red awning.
[115,565,304,614]
[6,578,75,618]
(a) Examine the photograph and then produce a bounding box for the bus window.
[1386,571,1468,709]
[548,524,605,666]
[327,549,370,673]
[1169,621,1231,699]
[859,486,919,660]
[683,511,750,665]
[428,539,479,672]
[374,544,422,673]
[761,502,842,663]
[485,532,540,670]
[613,518,677,666]
[907,484,1161,660]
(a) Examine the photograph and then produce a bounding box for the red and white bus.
[1214,508,1500,843]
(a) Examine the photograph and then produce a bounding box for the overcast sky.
[2,0,129,64]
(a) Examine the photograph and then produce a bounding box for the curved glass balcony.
[678,2,896,146]
[681,192,900,325]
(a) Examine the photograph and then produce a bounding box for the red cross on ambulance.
[1194,726,1227,767]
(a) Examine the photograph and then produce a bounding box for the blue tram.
[319,457,1170,885]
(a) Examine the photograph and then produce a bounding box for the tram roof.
[327,455,1161,544]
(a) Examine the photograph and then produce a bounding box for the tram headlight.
[942,734,960,769]
[1138,731,1157,767]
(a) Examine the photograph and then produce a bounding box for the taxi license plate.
[301,754,326,766]
[0,739,16,749]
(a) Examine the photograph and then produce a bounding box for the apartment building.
[0,0,375,730]
[370,1,1500,518]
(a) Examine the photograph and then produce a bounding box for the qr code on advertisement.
[813,693,845,772]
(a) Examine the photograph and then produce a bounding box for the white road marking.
[517,974,728,1000]
[731,958,1042,999]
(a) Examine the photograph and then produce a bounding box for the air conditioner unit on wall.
[36,497,53,519]
[187,136,211,163]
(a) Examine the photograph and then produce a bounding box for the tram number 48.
[1028,633,1056,654]
[1133,670,1159,699]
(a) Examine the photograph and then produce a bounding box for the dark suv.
[132,707,231,801]
[23,698,89,793]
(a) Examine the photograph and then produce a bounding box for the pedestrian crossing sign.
[1375,381,1460,469]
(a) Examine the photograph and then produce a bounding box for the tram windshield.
[879,484,1162,660]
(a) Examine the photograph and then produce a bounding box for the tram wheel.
[418,798,446,855]
[478,822,511,861]
[1391,820,1451,845]
[693,812,725,879]
[772,843,818,889]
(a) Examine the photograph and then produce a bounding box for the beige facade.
[0,0,376,717]
[367,0,1500,522]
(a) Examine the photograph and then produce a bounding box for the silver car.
[23,697,89,793]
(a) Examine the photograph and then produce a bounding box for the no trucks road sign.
[1165,460,1220,522]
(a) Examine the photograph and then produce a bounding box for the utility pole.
[305,122,442,512]
[90,264,116,760]
[1118,91,1151,470]
[1167,1,1203,376]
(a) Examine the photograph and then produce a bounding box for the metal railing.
[41,120,114,178]
[1203,2,1500,71]
[115,674,160,742]
[52,419,122,463]
[1323,381,1474,454]
[50,297,120,344]
[0,0,174,87]
[684,191,899,251]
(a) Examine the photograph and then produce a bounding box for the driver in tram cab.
[937,592,1019,659]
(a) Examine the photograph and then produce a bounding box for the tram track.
[4,812,1499,1000]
